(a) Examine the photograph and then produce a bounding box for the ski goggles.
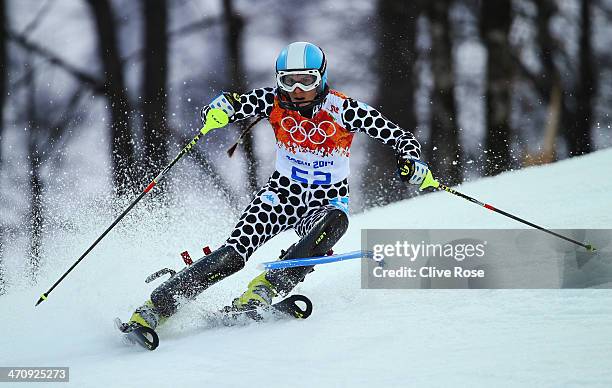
[276,70,322,92]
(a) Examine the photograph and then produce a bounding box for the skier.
[124,41,429,331]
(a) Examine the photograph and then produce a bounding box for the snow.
[1,149,612,387]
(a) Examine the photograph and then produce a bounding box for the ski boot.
[119,300,164,333]
[231,272,278,311]
[116,300,164,351]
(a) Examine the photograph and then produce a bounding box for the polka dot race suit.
[204,87,422,260]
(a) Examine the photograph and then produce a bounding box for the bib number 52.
[291,167,331,185]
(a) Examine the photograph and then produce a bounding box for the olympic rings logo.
[280,116,337,145]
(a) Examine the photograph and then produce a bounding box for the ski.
[114,318,159,351]
[116,294,312,351]
[219,294,313,324]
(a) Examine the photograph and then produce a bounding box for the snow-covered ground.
[1,149,612,387]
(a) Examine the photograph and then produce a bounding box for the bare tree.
[25,51,43,282]
[366,0,421,207]
[23,54,83,282]
[25,88,85,283]
[480,0,514,176]
[512,0,565,166]
[565,0,594,156]
[142,0,169,178]
[85,0,136,194]
[0,0,6,294]
[222,0,259,194]
[0,0,5,168]
[4,6,242,209]
[426,0,462,186]
[3,0,69,287]
[525,0,562,165]
[4,27,102,90]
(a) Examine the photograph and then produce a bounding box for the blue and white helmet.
[275,42,329,111]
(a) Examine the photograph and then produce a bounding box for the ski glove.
[200,92,241,124]
[397,157,429,186]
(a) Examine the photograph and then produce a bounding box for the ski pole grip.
[200,108,229,135]
[419,170,440,190]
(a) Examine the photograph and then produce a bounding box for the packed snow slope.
[1,149,612,388]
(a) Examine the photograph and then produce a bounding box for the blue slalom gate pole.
[258,250,373,270]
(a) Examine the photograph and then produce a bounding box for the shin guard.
[151,245,244,317]
[266,209,348,295]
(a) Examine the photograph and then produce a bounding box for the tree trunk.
[366,0,420,208]
[529,0,560,165]
[426,0,462,186]
[0,0,5,168]
[85,0,135,194]
[142,0,169,178]
[566,0,594,156]
[481,0,513,176]
[522,0,561,166]
[0,0,6,294]
[222,0,258,194]
[25,51,43,283]
[28,140,44,283]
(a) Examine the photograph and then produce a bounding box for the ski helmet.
[275,42,329,112]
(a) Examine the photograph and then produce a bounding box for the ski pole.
[418,170,596,252]
[35,109,230,306]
